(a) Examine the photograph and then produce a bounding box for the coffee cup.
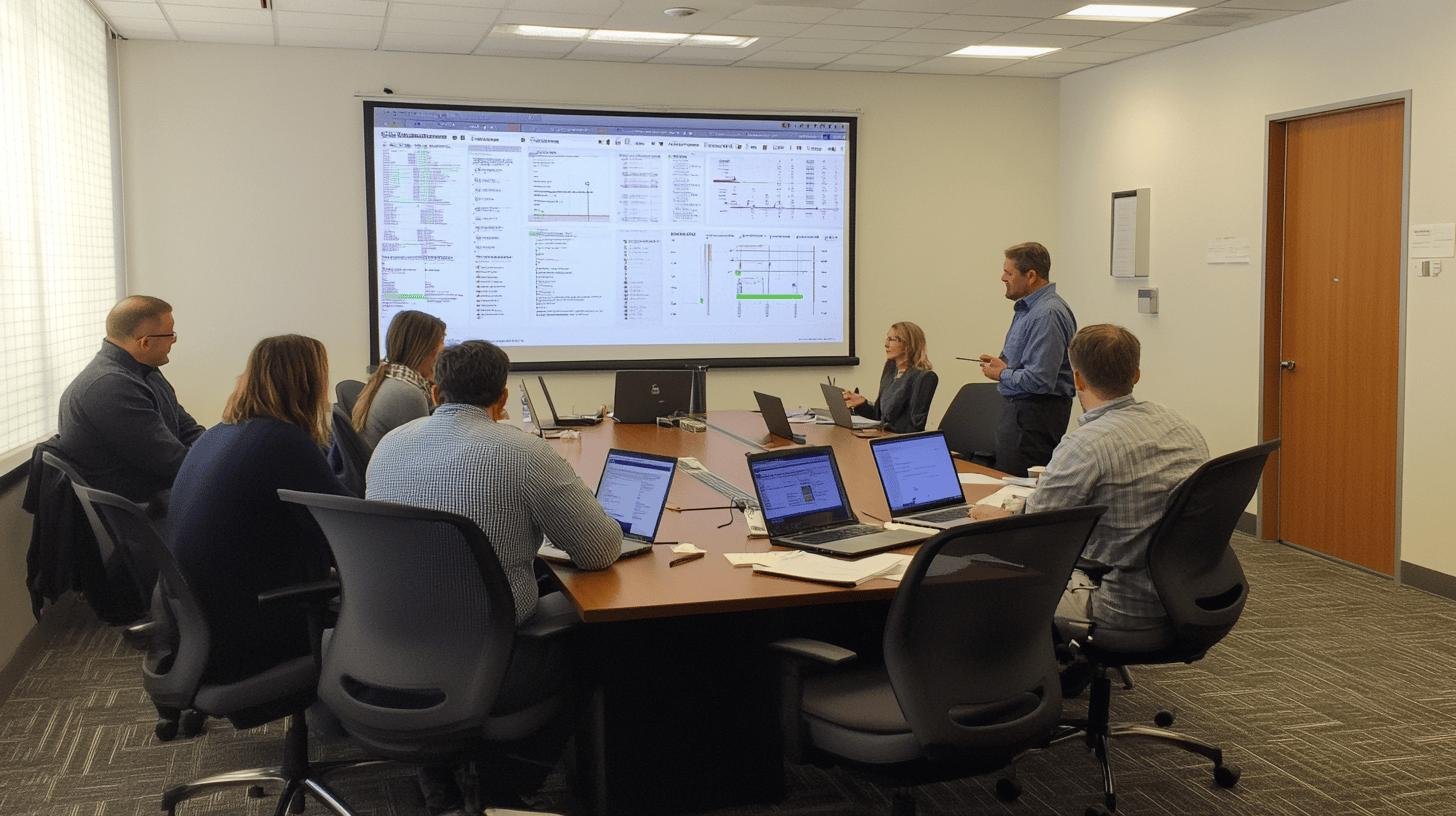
[1027,465,1048,483]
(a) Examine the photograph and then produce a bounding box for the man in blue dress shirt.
[975,242,1077,477]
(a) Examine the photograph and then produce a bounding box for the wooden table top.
[540,411,1006,623]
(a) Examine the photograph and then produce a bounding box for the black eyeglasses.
[138,333,176,340]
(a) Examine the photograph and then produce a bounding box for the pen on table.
[669,552,705,567]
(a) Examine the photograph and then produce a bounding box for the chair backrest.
[330,403,370,496]
[39,449,114,561]
[884,505,1105,765]
[277,490,517,754]
[937,383,1003,467]
[1146,439,1280,652]
[72,484,211,710]
[336,379,366,414]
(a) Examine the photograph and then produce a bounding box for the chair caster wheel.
[247,785,267,798]
[154,717,179,742]
[1154,710,1175,727]
[995,778,1022,802]
[1214,763,1241,788]
[178,709,207,737]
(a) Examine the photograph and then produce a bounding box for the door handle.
[1279,360,1297,371]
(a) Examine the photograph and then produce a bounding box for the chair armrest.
[516,609,579,641]
[769,637,857,666]
[257,578,340,608]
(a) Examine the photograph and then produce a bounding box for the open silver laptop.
[817,382,884,430]
[869,431,976,530]
[746,446,926,557]
[539,449,678,563]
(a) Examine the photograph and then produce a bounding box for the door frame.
[1258,91,1412,579]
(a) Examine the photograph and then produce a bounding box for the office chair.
[937,382,1003,468]
[772,505,1107,816]
[41,448,155,642]
[74,484,376,816]
[329,403,371,496]
[1056,439,1280,815]
[277,490,576,815]
[335,379,365,414]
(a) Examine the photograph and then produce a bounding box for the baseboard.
[1236,511,1257,536]
[1400,561,1456,603]
[0,594,77,706]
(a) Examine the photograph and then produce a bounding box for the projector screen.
[364,102,857,369]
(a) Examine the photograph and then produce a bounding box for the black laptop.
[613,370,693,424]
[745,446,927,557]
[753,391,805,444]
[869,431,976,530]
[537,376,602,427]
[539,448,678,563]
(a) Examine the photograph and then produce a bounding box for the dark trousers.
[994,395,1073,477]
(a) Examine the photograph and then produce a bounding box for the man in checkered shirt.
[972,324,1208,638]
[366,339,621,815]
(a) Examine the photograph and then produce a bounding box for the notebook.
[869,431,977,530]
[745,446,926,557]
[817,382,884,430]
[538,449,677,563]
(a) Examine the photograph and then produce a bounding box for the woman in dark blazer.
[843,321,939,433]
[167,334,348,684]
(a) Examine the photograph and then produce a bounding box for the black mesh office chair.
[335,379,366,415]
[773,505,1107,816]
[937,382,1003,468]
[277,491,576,814]
[41,449,154,643]
[74,484,375,816]
[329,404,371,497]
[1056,439,1280,816]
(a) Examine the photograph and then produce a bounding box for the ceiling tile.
[98,1,166,22]
[1174,7,1295,27]
[952,0,1081,15]
[861,39,959,55]
[701,19,808,36]
[1113,22,1222,41]
[650,52,742,65]
[1016,19,1143,36]
[107,17,179,39]
[822,52,922,69]
[475,34,579,56]
[392,0,506,6]
[162,4,272,24]
[851,0,981,12]
[388,15,490,34]
[820,8,938,26]
[507,0,622,13]
[275,10,383,30]
[800,23,907,40]
[1217,0,1341,9]
[494,9,612,26]
[730,5,841,24]
[169,20,274,43]
[736,49,841,66]
[389,2,499,22]
[1081,37,1172,53]
[1038,48,1127,64]
[160,0,257,8]
[599,10,732,32]
[897,55,1016,73]
[989,60,1087,77]
[564,41,671,61]
[278,26,383,47]
[988,31,1096,47]
[775,37,873,53]
[380,31,484,52]
[272,0,386,14]
[921,14,1037,32]
[889,27,992,43]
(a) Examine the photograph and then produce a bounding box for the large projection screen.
[364,102,857,370]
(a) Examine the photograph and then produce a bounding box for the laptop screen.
[595,450,677,541]
[747,448,854,534]
[536,375,562,423]
[519,379,549,432]
[871,432,966,515]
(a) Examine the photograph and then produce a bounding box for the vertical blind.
[0,0,120,472]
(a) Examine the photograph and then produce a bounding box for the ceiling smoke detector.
[663,7,698,16]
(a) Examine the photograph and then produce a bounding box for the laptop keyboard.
[909,507,969,523]
[796,524,883,545]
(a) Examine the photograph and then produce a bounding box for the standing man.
[57,295,204,503]
[975,241,1077,476]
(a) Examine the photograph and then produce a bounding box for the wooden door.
[1266,101,1403,574]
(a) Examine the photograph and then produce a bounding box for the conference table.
[535,410,1007,815]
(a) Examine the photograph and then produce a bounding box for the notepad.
[974,485,1035,507]
[724,551,797,568]
[752,551,911,587]
[957,473,1004,486]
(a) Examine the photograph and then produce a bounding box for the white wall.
[1057,0,1456,575]
[116,42,1059,428]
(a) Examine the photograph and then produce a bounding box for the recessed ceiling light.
[495,24,755,47]
[949,45,1061,59]
[1060,4,1195,23]
[663,7,698,17]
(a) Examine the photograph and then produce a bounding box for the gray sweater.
[358,376,431,451]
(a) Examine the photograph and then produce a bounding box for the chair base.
[159,712,386,816]
[1054,670,1240,813]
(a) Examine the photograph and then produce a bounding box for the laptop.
[538,375,603,427]
[817,382,884,430]
[745,446,928,557]
[869,431,977,530]
[519,379,564,436]
[539,448,678,563]
[753,391,806,444]
[613,370,693,424]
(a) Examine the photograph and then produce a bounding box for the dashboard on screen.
[364,102,857,369]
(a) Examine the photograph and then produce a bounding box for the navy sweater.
[167,418,348,684]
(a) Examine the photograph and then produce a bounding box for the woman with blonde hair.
[842,320,939,433]
[352,310,446,451]
[167,334,349,683]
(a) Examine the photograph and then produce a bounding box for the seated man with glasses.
[57,295,205,504]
